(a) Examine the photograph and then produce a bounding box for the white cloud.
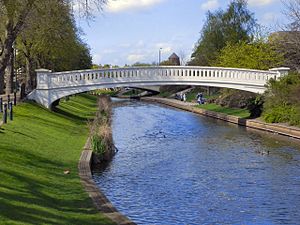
[102,49,116,54]
[201,0,220,11]
[262,12,277,24]
[127,54,146,63]
[93,54,102,64]
[107,0,165,13]
[155,43,172,54]
[248,0,276,7]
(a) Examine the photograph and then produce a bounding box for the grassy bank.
[0,94,114,224]
[195,103,250,119]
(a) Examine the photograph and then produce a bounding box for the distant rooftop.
[168,53,179,59]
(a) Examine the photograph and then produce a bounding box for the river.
[93,99,300,225]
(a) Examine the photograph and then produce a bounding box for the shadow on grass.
[3,129,36,139]
[24,101,89,123]
[0,96,113,224]
[53,107,89,123]
[0,147,112,225]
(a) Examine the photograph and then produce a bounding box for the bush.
[263,72,300,126]
[247,95,264,118]
[263,105,293,123]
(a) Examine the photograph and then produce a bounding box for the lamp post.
[14,44,17,92]
[158,48,162,66]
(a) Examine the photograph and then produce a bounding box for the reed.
[89,95,115,161]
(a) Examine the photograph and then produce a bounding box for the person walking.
[183,93,186,102]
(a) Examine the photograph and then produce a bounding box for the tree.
[270,0,300,72]
[214,40,284,70]
[189,0,257,66]
[15,0,94,91]
[132,62,153,67]
[0,0,36,93]
[159,60,175,66]
[178,49,187,66]
[0,0,106,93]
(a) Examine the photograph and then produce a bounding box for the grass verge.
[0,93,114,225]
[195,103,250,119]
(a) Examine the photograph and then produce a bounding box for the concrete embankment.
[79,138,136,225]
[79,96,135,225]
[144,97,300,140]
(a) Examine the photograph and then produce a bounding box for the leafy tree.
[159,60,175,66]
[189,0,257,66]
[189,10,224,66]
[132,62,153,67]
[214,40,284,70]
[15,1,93,91]
[0,0,106,93]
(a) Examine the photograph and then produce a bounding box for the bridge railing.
[35,66,290,90]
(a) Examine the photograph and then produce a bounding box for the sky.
[76,0,287,66]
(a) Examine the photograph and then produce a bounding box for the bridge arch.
[28,66,289,109]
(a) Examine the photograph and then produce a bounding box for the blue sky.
[77,0,287,66]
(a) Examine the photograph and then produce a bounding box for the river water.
[93,100,300,225]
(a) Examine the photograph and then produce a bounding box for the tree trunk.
[5,49,14,95]
[0,20,14,94]
[0,71,4,94]
[25,56,36,91]
[0,1,35,93]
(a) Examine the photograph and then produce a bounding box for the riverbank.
[144,97,300,140]
[0,94,114,224]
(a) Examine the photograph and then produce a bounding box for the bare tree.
[283,0,300,30]
[272,0,300,71]
[178,49,187,66]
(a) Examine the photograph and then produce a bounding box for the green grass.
[195,103,251,119]
[90,89,118,96]
[0,93,114,225]
[158,91,171,98]
[185,89,218,102]
[123,89,143,96]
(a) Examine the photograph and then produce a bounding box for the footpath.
[144,97,300,140]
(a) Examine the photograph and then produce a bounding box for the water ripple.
[93,100,300,225]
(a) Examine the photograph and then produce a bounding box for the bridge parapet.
[36,66,283,90]
[31,66,289,108]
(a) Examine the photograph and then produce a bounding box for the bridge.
[28,66,290,109]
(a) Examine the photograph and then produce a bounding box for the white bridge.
[28,66,289,109]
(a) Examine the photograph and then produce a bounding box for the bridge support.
[27,69,52,108]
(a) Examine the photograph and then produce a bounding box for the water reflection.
[93,100,300,225]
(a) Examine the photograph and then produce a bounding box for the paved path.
[149,96,198,107]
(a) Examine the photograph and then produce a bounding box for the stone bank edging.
[144,97,300,140]
[78,138,136,225]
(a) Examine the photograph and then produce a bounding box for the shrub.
[247,95,264,118]
[263,72,300,126]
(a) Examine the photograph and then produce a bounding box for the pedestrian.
[196,92,203,104]
[180,92,183,101]
[183,93,186,102]
[197,95,201,104]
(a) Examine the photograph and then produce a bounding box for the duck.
[255,150,270,155]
